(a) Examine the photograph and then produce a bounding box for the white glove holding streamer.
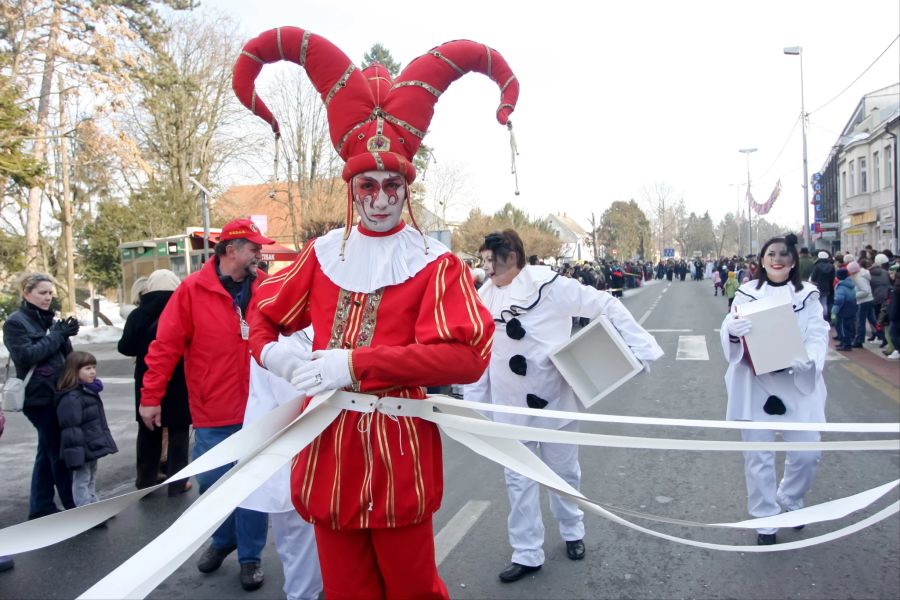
[261,338,312,382]
[290,349,353,397]
[724,313,752,337]
[790,357,815,372]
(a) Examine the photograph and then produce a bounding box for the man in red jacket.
[139,218,273,592]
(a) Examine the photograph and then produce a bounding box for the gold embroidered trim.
[276,28,284,60]
[375,413,397,527]
[250,90,257,115]
[402,417,426,522]
[433,258,452,340]
[372,153,385,170]
[324,64,356,107]
[485,45,492,79]
[358,414,373,528]
[299,30,311,66]
[498,103,515,114]
[330,411,348,529]
[327,289,383,391]
[337,116,376,153]
[501,75,516,93]
[241,50,263,64]
[382,113,426,139]
[391,80,442,98]
[429,50,464,75]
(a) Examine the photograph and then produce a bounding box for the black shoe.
[757,533,777,545]
[0,556,13,572]
[565,539,586,560]
[498,563,542,583]
[240,562,264,591]
[836,345,852,351]
[197,544,237,573]
[851,343,863,348]
[27,508,60,520]
[880,341,888,348]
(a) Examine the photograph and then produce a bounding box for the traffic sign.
[663,248,675,258]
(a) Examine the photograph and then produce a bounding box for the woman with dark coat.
[117,269,191,495]
[2,273,78,518]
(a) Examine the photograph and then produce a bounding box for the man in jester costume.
[233,27,518,599]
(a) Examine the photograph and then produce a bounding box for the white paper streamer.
[0,390,894,600]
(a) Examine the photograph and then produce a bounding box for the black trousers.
[135,422,190,495]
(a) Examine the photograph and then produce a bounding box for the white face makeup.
[352,170,406,233]
[480,249,519,287]
[762,242,794,283]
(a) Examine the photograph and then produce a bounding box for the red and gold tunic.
[249,225,493,530]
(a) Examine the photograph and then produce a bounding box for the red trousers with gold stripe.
[314,518,449,600]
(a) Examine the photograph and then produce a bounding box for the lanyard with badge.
[234,284,250,340]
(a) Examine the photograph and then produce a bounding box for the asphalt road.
[1,277,898,599]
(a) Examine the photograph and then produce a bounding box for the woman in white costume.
[465,229,663,583]
[720,233,830,545]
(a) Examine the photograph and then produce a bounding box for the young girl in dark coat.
[56,351,118,507]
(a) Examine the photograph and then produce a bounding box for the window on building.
[887,145,894,188]
[841,171,846,201]
[860,157,867,193]
[849,160,856,195]
[874,151,880,190]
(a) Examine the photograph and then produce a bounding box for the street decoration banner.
[751,179,782,216]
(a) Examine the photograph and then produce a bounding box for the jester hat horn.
[232,27,519,184]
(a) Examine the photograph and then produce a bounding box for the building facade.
[823,84,899,255]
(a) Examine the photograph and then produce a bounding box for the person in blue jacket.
[832,268,857,351]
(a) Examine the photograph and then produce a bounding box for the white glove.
[261,339,312,382]
[725,314,752,337]
[790,357,814,372]
[290,349,353,397]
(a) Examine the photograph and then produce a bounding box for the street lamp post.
[784,46,812,249]
[739,148,757,256]
[728,183,742,255]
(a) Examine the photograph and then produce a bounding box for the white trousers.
[270,510,323,600]
[504,420,585,567]
[741,428,821,535]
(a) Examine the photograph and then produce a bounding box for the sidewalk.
[830,326,900,396]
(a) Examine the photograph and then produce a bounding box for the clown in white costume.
[464,229,663,583]
[240,330,322,600]
[720,233,830,545]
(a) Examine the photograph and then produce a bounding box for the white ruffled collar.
[314,222,450,293]
[479,265,557,305]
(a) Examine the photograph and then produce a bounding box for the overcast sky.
[208,0,900,230]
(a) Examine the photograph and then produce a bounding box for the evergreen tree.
[361,43,402,77]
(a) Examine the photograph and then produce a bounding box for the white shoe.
[887,351,900,360]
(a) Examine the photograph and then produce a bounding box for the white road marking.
[647,329,693,333]
[638,284,670,325]
[101,377,134,384]
[434,500,490,566]
[676,335,710,360]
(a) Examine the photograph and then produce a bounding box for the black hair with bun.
[755,233,803,292]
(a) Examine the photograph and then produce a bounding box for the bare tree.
[423,160,470,226]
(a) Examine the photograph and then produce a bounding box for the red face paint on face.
[352,170,407,233]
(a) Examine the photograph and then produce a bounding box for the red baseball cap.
[219,218,275,245]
